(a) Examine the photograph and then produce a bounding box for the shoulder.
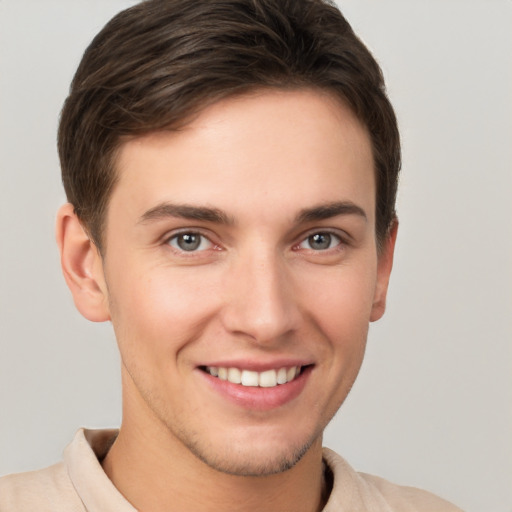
[0,462,85,511]
[358,472,464,512]
[323,448,464,512]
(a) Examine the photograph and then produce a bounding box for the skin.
[57,88,397,512]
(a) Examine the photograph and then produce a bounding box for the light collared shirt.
[0,429,463,511]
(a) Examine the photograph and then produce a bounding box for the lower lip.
[198,367,312,411]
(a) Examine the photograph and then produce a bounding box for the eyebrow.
[295,201,367,224]
[138,200,367,226]
[138,202,234,225]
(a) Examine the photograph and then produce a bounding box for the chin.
[179,427,321,477]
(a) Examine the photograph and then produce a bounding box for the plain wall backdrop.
[0,1,511,511]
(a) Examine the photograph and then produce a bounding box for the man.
[0,0,463,510]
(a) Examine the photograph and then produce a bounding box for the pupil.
[309,233,331,250]
[178,233,200,251]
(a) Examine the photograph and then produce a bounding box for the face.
[94,89,394,476]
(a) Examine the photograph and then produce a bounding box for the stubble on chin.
[178,429,319,477]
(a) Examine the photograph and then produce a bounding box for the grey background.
[1,1,511,511]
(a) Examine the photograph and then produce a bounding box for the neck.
[102,414,327,512]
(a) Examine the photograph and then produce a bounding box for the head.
[56,0,400,478]
[58,0,400,254]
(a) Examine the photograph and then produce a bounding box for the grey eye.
[168,233,211,252]
[308,233,332,250]
[299,232,341,251]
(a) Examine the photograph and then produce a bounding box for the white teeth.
[241,370,259,387]
[287,367,297,381]
[276,367,288,384]
[259,369,277,388]
[206,365,302,387]
[227,367,241,384]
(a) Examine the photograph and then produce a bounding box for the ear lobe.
[56,203,111,322]
[370,219,398,322]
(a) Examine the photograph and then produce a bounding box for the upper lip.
[198,359,314,372]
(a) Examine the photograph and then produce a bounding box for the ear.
[370,219,398,322]
[56,203,111,322]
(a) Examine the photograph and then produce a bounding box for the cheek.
[107,264,223,357]
[301,262,378,343]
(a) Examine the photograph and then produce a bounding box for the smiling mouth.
[200,365,309,388]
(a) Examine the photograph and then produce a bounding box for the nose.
[220,249,301,345]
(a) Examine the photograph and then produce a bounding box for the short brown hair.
[58,0,400,252]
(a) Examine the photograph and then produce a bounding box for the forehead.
[112,88,375,226]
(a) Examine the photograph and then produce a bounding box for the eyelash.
[165,229,348,255]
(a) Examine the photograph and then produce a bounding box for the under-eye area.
[199,365,313,388]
